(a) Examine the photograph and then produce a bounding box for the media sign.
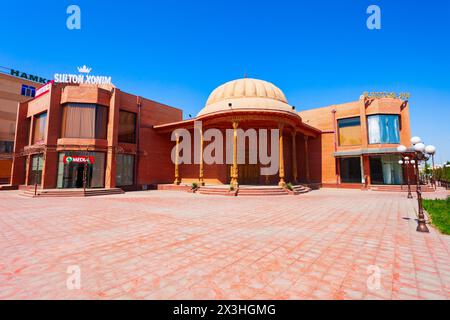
[34,80,54,99]
[63,156,95,165]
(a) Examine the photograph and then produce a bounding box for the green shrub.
[286,182,294,191]
[191,182,198,190]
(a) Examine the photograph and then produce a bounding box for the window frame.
[367,114,401,145]
[337,116,362,147]
[60,103,109,140]
[115,153,135,187]
[32,111,47,145]
[21,84,36,97]
[118,110,137,144]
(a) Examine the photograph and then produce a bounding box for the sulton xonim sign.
[54,65,112,85]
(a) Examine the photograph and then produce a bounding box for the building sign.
[63,156,95,165]
[363,91,411,100]
[8,68,49,84]
[54,65,112,85]
[34,80,54,99]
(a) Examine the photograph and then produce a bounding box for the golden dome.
[206,78,287,105]
[198,78,295,117]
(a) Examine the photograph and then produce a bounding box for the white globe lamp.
[411,137,422,145]
[397,145,407,153]
[425,145,436,155]
[414,143,426,153]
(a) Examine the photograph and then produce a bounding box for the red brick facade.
[9,82,413,190]
[11,83,182,189]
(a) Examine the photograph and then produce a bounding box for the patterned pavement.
[0,189,449,300]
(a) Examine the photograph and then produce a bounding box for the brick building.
[0,67,48,184]
[10,83,181,190]
[9,78,414,191]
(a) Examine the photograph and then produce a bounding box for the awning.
[334,147,415,157]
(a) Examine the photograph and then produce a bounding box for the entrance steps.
[196,185,312,197]
[19,188,125,198]
[291,185,312,195]
[197,185,234,196]
[370,185,435,193]
[237,186,289,196]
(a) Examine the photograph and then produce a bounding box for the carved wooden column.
[278,124,286,187]
[174,133,181,185]
[291,130,298,184]
[230,121,239,188]
[199,126,205,186]
[304,135,310,183]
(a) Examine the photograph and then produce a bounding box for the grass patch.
[423,198,450,235]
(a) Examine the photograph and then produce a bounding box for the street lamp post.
[398,156,414,199]
[425,145,437,190]
[397,137,437,233]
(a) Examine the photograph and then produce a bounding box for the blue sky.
[1,0,449,163]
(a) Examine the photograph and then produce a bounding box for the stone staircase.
[197,185,234,196]
[196,185,312,197]
[237,186,289,196]
[291,185,312,195]
[20,188,125,198]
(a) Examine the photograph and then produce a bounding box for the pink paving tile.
[0,189,449,300]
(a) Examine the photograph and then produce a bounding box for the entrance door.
[238,164,260,185]
[369,155,403,185]
[340,157,362,183]
[61,163,92,189]
[370,157,384,185]
[57,152,105,189]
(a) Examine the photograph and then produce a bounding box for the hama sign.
[63,156,95,165]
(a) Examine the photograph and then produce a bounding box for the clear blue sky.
[1,0,449,163]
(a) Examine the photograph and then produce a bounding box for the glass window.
[367,115,400,144]
[21,84,36,97]
[32,112,47,144]
[340,157,362,183]
[95,105,108,139]
[116,154,134,187]
[370,155,403,185]
[338,117,361,146]
[118,111,136,144]
[61,103,108,139]
[29,154,44,185]
[0,141,14,153]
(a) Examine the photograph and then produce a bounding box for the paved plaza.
[0,189,449,300]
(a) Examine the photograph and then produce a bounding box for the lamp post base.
[417,220,430,233]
